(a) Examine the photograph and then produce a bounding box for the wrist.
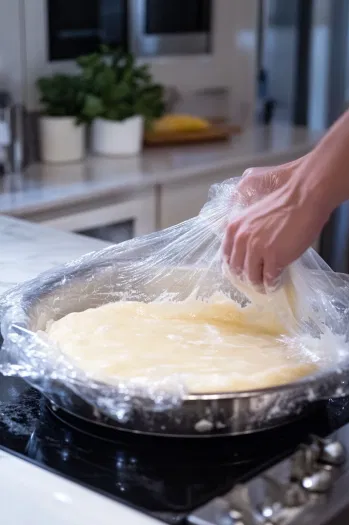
[284,153,309,170]
[291,155,339,220]
[305,133,349,211]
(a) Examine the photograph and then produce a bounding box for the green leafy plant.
[36,74,86,123]
[77,46,165,125]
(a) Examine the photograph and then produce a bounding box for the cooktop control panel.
[188,424,349,525]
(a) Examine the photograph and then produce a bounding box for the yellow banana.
[153,114,210,133]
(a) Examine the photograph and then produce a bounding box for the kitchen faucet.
[0,91,12,174]
[0,90,27,174]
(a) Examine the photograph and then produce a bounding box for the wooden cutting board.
[144,123,241,147]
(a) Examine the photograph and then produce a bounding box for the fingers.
[245,241,264,290]
[230,230,247,278]
[223,221,283,292]
[224,221,263,288]
[222,222,238,262]
[263,256,282,291]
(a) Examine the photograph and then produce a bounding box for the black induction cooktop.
[1,373,349,524]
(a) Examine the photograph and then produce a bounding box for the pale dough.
[46,299,318,394]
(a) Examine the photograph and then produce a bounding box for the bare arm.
[223,109,349,289]
[293,109,349,211]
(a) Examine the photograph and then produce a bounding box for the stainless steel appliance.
[30,0,212,63]
[47,0,128,61]
[320,205,349,273]
[129,0,212,57]
[189,421,349,525]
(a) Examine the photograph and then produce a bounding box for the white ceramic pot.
[92,116,143,156]
[40,116,85,164]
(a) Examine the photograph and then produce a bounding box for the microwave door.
[48,0,128,61]
[130,0,212,57]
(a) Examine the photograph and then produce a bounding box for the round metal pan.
[2,257,349,437]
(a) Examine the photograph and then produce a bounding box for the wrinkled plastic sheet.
[1,177,349,422]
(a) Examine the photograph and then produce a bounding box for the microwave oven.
[130,0,212,57]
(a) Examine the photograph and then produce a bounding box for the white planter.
[40,116,85,164]
[92,116,143,157]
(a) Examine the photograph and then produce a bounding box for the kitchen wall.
[0,0,258,123]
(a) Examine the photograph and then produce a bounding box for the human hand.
[223,174,331,290]
[235,157,305,208]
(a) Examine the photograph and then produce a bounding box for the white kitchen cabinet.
[160,170,238,230]
[38,189,157,241]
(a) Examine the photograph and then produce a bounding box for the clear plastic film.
[1,175,349,429]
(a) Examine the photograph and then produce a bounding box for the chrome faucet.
[0,91,28,174]
[0,91,12,174]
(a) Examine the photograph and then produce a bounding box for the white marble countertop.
[0,216,162,524]
[0,215,108,295]
[0,448,158,525]
[0,123,322,217]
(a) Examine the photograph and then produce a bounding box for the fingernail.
[265,276,282,293]
[244,278,265,294]
[253,283,266,294]
[234,267,243,278]
[221,254,230,268]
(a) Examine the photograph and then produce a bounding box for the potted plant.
[36,74,86,163]
[77,47,165,156]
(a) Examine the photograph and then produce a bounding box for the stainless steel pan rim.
[46,396,312,439]
[71,359,346,401]
[35,363,344,438]
[184,369,339,400]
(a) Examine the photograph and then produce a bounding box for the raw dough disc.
[46,300,318,394]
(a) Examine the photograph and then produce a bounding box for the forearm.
[295,109,349,211]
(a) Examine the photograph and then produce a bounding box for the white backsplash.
[172,88,229,119]
[172,87,250,125]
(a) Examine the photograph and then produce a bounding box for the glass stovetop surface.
[1,374,349,524]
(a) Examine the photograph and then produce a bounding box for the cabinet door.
[160,171,237,229]
[40,190,156,238]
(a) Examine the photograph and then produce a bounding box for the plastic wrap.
[1,175,349,429]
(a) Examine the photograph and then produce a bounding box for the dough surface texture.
[46,299,318,393]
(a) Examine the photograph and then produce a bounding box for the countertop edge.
[0,141,315,218]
